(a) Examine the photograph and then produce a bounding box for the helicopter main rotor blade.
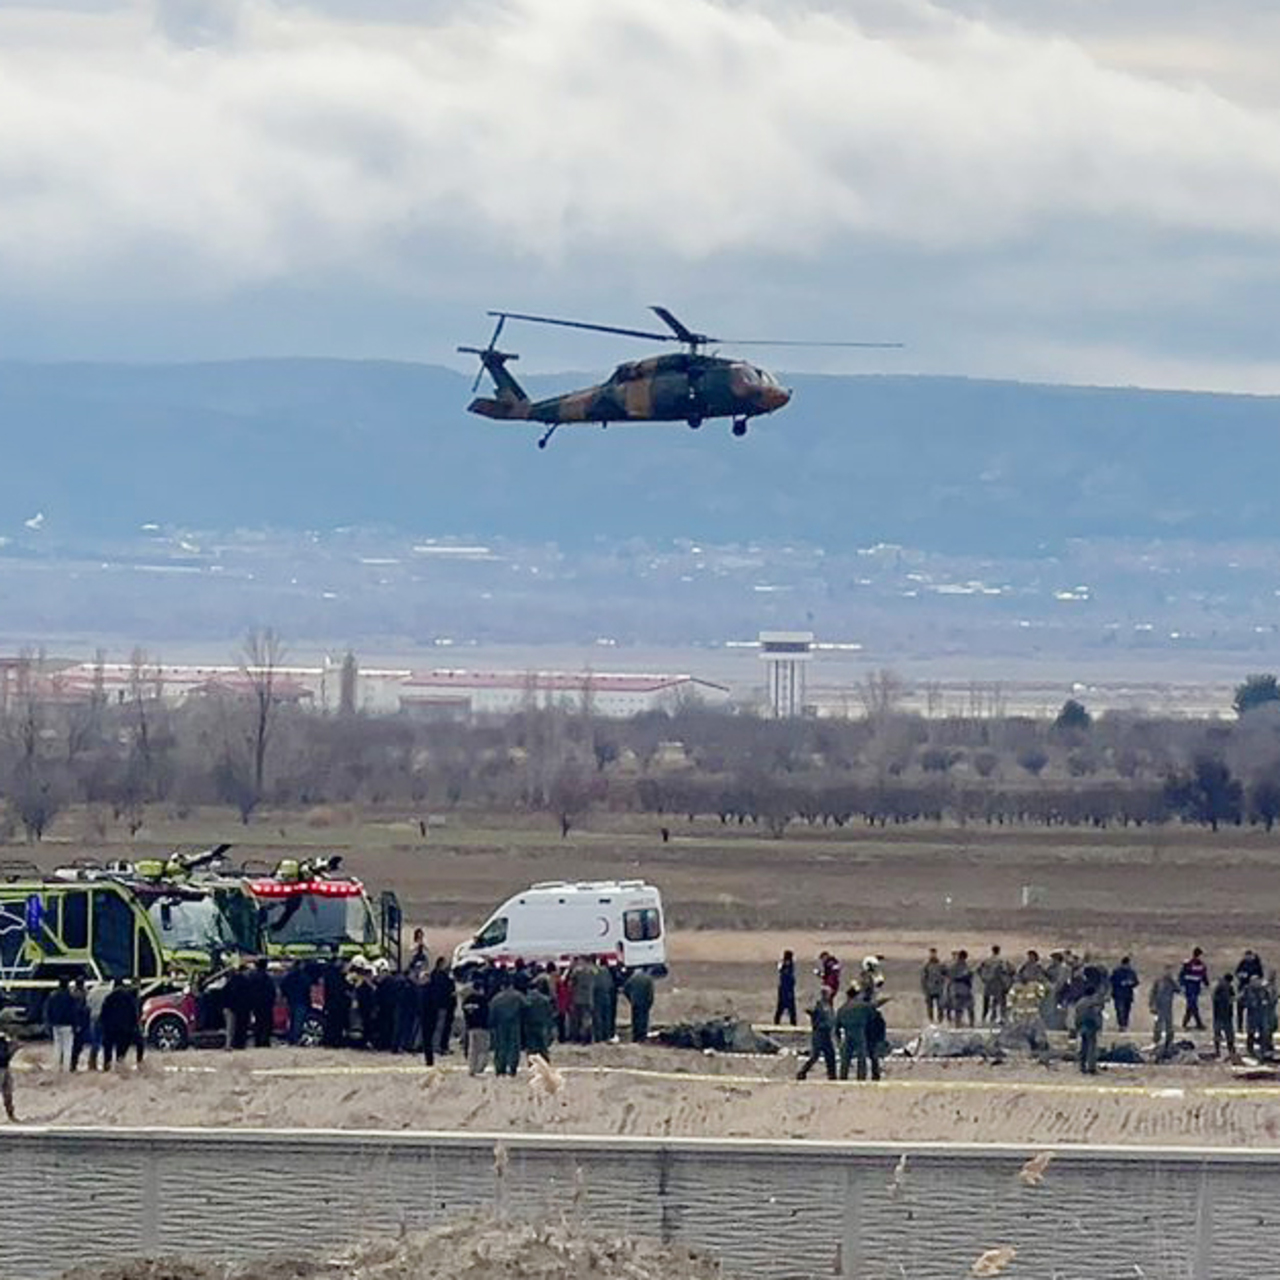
[650,305,703,345]
[718,339,905,349]
[489,310,673,343]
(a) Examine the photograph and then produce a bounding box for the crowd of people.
[776,948,891,1082]
[293,935,657,1080]
[0,924,667,1124]
[776,943,1280,1079]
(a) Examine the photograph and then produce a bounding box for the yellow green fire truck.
[241,855,401,967]
[0,862,166,1022]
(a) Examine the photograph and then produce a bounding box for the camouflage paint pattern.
[468,352,790,426]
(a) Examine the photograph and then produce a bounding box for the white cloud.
[0,0,1279,386]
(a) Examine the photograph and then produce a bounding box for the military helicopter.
[459,306,901,449]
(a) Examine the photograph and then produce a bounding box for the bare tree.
[6,650,66,841]
[339,650,359,716]
[857,668,907,726]
[243,627,286,797]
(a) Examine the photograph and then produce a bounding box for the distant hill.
[1,359,1277,551]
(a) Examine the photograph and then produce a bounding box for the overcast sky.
[3,0,1280,391]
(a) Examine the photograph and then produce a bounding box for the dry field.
[20,806,1279,1031]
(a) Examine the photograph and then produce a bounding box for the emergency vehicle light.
[247,879,363,898]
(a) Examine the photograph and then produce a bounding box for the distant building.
[398,670,730,721]
[5,658,728,722]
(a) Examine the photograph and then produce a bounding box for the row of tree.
[4,642,1280,841]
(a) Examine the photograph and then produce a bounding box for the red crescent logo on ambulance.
[596,916,610,936]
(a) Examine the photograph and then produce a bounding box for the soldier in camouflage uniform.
[920,948,946,1024]
[978,945,1014,1024]
[1074,985,1106,1075]
[1149,966,1178,1057]
[797,988,837,1081]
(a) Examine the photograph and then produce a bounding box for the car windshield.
[149,897,238,954]
[260,893,373,948]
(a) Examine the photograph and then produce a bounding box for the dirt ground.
[56,1214,728,1280]
[10,1036,1280,1148]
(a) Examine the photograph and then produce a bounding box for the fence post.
[840,1164,861,1279]
[1193,1163,1214,1280]
[140,1138,159,1253]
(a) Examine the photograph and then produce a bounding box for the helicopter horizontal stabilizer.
[467,395,531,420]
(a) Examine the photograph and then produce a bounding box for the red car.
[142,974,324,1051]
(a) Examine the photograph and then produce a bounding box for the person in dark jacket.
[280,960,311,1045]
[622,969,655,1043]
[247,958,276,1048]
[797,988,837,1081]
[392,969,419,1054]
[0,1031,18,1121]
[100,979,142,1070]
[1236,950,1264,1032]
[46,977,78,1073]
[322,957,350,1048]
[436,964,458,1055]
[1212,973,1237,1059]
[461,979,491,1076]
[406,928,430,978]
[419,967,442,1067]
[1109,957,1139,1031]
[222,963,253,1050]
[1074,986,1105,1075]
[372,968,396,1051]
[422,958,455,1059]
[774,950,797,1026]
[1179,947,1209,1030]
[352,964,376,1047]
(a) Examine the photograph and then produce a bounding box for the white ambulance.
[451,879,666,975]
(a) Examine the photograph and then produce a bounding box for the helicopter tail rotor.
[466,313,507,393]
[458,314,530,416]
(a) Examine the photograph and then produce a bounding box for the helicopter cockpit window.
[612,362,640,384]
[757,368,779,387]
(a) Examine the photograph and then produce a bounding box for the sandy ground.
[10,1038,1280,1148]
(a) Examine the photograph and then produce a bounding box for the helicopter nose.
[761,384,791,412]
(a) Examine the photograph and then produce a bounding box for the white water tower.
[759,631,814,718]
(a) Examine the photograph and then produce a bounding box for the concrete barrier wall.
[0,1129,1272,1280]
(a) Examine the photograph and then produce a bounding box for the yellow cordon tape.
[149,1061,1280,1099]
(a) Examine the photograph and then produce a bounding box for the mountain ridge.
[1,359,1276,552]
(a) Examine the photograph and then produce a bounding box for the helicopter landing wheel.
[732,418,748,437]
[687,416,703,430]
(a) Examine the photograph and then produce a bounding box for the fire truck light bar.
[247,879,363,898]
